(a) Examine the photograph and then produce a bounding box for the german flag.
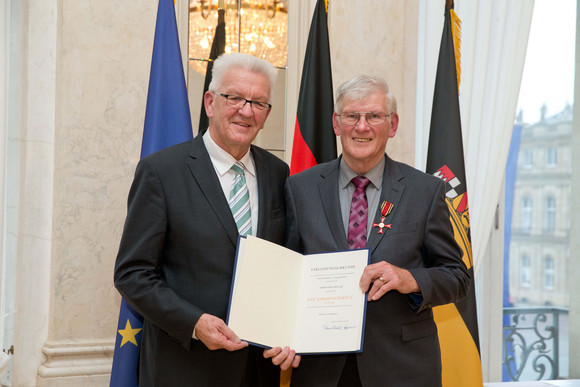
[283,2,335,385]
[425,1,484,386]
[289,0,336,175]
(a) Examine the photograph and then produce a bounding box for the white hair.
[208,53,278,101]
[335,75,397,114]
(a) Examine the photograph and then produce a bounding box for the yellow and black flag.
[425,1,484,386]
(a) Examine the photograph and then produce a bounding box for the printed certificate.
[226,235,369,354]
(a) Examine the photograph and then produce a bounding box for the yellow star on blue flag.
[118,319,142,348]
[111,299,144,386]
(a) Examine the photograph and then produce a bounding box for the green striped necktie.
[229,162,252,236]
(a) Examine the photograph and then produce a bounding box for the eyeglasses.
[337,112,393,126]
[218,93,272,111]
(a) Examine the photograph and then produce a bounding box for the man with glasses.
[266,75,469,386]
[114,52,288,386]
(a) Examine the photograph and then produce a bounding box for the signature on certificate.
[323,323,357,331]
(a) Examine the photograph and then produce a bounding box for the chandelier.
[188,0,288,74]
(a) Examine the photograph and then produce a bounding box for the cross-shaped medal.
[373,201,394,234]
[372,217,391,234]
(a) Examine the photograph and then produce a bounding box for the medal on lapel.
[372,201,394,234]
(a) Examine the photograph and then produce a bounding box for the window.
[520,255,531,287]
[522,149,533,168]
[502,0,575,381]
[547,147,557,167]
[544,256,555,289]
[544,196,556,232]
[521,197,533,231]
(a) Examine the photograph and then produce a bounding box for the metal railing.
[502,307,569,381]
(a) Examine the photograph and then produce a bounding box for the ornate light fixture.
[188,0,288,74]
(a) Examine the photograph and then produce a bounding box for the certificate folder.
[226,235,369,354]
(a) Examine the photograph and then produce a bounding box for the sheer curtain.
[416,0,534,275]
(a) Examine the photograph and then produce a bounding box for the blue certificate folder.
[226,235,370,355]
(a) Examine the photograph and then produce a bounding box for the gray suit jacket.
[285,155,470,387]
[114,135,288,386]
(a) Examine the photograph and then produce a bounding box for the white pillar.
[9,0,57,384]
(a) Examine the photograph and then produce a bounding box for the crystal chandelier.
[188,0,288,74]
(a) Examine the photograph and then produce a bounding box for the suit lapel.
[367,156,405,255]
[318,159,349,251]
[252,146,270,239]
[187,136,239,246]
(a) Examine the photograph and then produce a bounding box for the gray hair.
[208,53,278,101]
[334,75,398,115]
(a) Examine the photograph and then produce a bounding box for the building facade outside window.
[506,105,572,381]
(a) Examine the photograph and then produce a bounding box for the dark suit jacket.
[285,155,470,387]
[114,135,289,386]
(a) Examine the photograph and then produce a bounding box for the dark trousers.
[337,354,362,387]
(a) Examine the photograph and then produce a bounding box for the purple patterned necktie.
[348,176,371,250]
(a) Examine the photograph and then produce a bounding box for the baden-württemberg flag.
[110,0,193,385]
[425,2,484,386]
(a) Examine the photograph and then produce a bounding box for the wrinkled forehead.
[340,93,389,113]
[221,68,271,98]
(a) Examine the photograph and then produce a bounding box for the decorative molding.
[37,341,114,380]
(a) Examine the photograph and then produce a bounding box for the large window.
[504,0,575,380]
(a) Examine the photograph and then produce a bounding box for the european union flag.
[110,0,193,385]
[110,299,144,386]
[140,0,193,159]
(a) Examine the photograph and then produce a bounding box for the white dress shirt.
[203,131,259,234]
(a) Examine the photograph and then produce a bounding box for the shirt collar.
[339,155,385,190]
[203,130,256,177]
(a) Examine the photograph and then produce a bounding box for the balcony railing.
[503,307,569,381]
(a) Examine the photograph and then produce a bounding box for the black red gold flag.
[283,2,335,384]
[425,2,484,386]
[198,5,226,135]
[289,0,336,175]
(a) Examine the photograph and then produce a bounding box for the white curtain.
[416,0,535,275]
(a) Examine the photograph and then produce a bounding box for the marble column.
[7,0,56,385]
[34,1,155,385]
